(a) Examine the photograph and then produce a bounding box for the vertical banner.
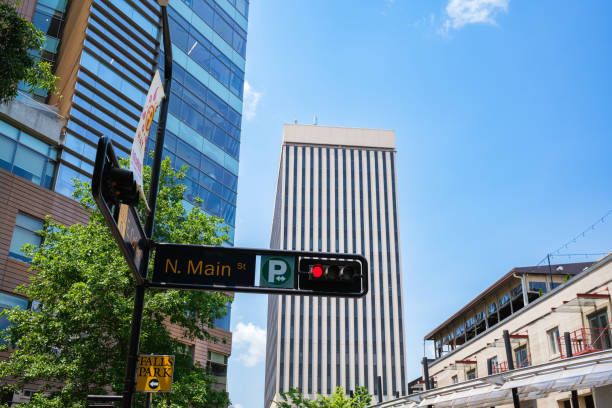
[130,70,165,200]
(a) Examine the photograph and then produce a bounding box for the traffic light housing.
[298,257,367,297]
[92,136,139,208]
[103,167,139,207]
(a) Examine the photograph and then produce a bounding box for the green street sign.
[261,256,294,288]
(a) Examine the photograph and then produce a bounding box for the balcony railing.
[492,355,531,374]
[558,327,612,358]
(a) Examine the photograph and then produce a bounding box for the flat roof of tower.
[282,124,395,149]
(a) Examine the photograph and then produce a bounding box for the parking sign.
[261,256,294,288]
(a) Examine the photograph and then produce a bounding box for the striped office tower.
[264,124,407,407]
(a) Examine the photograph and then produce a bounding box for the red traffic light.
[311,264,324,278]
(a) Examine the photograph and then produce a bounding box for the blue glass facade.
[43,0,248,245]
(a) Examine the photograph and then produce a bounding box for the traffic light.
[297,257,367,297]
[103,167,139,206]
[92,136,139,208]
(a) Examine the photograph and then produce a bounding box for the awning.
[486,334,528,348]
[370,350,612,408]
[551,292,610,313]
[502,361,612,394]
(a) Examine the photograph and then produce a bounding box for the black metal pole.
[547,254,553,292]
[121,4,172,408]
[564,332,580,408]
[503,330,520,408]
[144,392,152,408]
[422,357,433,408]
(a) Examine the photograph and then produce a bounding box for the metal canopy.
[449,359,477,370]
[486,334,528,348]
[369,350,612,408]
[551,292,610,313]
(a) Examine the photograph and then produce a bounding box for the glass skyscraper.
[42,0,248,244]
[0,0,249,396]
[264,124,407,407]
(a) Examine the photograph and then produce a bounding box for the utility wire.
[537,210,612,265]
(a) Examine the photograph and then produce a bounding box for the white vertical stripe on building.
[362,150,374,391]
[303,147,311,393]
[377,150,393,393]
[320,149,328,393]
[293,147,303,388]
[337,148,346,390]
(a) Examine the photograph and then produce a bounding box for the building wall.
[0,168,89,292]
[264,125,407,407]
[428,257,612,406]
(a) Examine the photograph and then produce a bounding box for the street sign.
[260,255,294,288]
[92,136,147,282]
[135,355,175,393]
[152,243,256,287]
[150,244,368,297]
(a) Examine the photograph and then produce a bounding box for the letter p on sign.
[261,256,294,288]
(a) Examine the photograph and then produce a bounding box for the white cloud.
[232,405,243,408]
[243,81,262,121]
[442,0,509,32]
[233,322,266,367]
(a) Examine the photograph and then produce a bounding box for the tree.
[276,387,372,408]
[0,159,231,407]
[0,0,58,104]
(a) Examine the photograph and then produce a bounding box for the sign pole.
[122,3,172,408]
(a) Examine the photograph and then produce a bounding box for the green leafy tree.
[0,159,231,407]
[276,387,372,408]
[0,0,58,104]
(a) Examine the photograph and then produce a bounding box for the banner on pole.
[130,70,165,200]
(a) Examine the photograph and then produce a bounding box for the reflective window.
[529,281,547,294]
[0,122,56,189]
[9,213,44,263]
[547,327,560,355]
[55,164,88,198]
[214,302,231,330]
[487,356,498,375]
[0,292,29,339]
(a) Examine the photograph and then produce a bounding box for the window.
[207,351,228,379]
[0,121,57,189]
[529,281,547,295]
[514,345,529,368]
[452,375,458,384]
[487,356,498,375]
[0,292,29,342]
[587,309,612,350]
[547,327,560,355]
[176,342,195,360]
[466,369,476,380]
[213,302,231,331]
[9,213,44,262]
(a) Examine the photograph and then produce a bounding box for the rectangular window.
[9,213,44,263]
[0,292,29,335]
[0,121,57,189]
[466,369,476,380]
[452,375,458,384]
[514,345,529,368]
[529,281,547,295]
[547,327,560,355]
[213,302,231,331]
[487,356,498,375]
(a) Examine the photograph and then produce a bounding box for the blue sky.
[226,1,612,406]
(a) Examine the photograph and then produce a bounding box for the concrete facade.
[265,124,407,407]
